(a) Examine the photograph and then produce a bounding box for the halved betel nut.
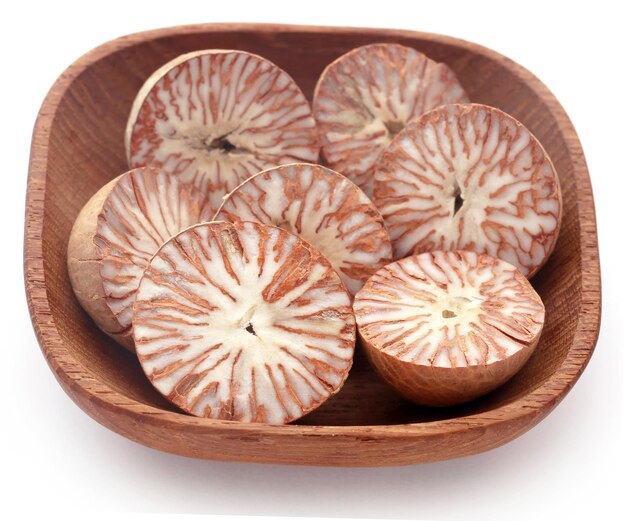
[354,250,545,407]
[373,103,562,277]
[126,50,320,215]
[132,221,356,424]
[67,167,210,349]
[214,163,393,295]
[313,43,468,196]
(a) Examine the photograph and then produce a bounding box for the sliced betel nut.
[214,163,393,295]
[373,103,562,277]
[67,166,210,349]
[132,221,356,424]
[354,250,545,407]
[126,50,320,215]
[313,43,468,196]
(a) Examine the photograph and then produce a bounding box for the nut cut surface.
[313,43,468,196]
[354,250,545,406]
[374,103,562,277]
[215,163,393,295]
[126,50,320,214]
[67,167,209,348]
[133,221,356,424]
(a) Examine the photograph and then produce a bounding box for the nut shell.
[67,177,127,344]
[354,250,545,406]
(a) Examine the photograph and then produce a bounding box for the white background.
[4,0,624,519]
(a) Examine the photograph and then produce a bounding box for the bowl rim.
[24,23,601,444]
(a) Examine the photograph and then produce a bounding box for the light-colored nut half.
[354,250,545,407]
[133,221,356,424]
[126,50,320,214]
[374,103,562,277]
[215,162,392,295]
[313,43,468,196]
[67,166,210,349]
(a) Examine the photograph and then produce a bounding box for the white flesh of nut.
[374,104,562,277]
[133,221,355,424]
[313,43,468,196]
[214,163,392,295]
[95,167,210,335]
[127,50,320,214]
[354,250,544,368]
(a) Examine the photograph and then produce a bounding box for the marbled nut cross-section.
[95,166,210,336]
[313,43,468,196]
[354,250,545,406]
[215,162,392,295]
[374,103,562,277]
[127,50,320,215]
[133,221,356,424]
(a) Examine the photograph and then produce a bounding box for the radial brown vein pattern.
[126,50,320,215]
[354,250,545,406]
[133,221,356,424]
[67,166,210,349]
[355,250,544,365]
[214,163,392,295]
[373,103,562,277]
[95,167,211,336]
[313,43,468,196]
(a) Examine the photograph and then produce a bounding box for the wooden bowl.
[25,23,601,466]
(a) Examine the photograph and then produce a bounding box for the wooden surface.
[24,23,601,466]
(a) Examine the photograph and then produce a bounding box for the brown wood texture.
[24,23,601,466]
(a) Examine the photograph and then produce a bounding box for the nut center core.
[245,323,257,336]
[452,183,464,216]
[384,120,404,139]
[207,136,236,153]
[440,296,473,319]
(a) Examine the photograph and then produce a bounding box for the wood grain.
[24,23,601,466]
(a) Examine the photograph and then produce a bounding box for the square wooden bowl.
[25,23,601,466]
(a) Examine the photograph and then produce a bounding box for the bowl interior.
[41,27,581,426]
